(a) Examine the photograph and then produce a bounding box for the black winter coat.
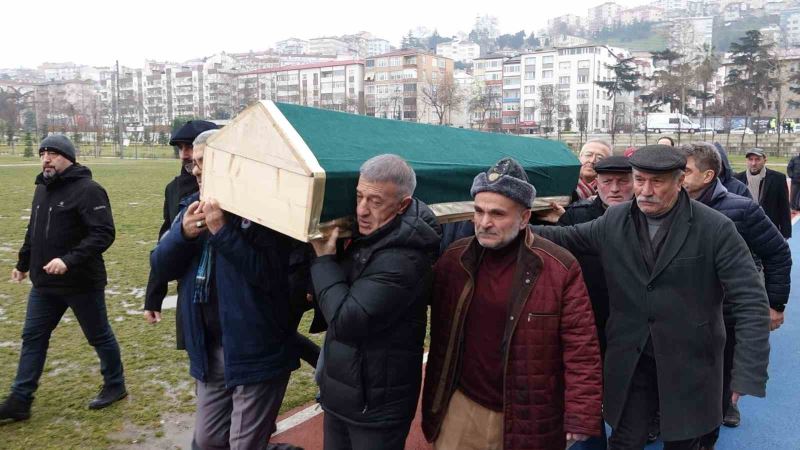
[734,168,792,238]
[311,199,441,427]
[715,143,752,199]
[699,180,791,311]
[16,165,115,295]
[534,191,770,441]
[557,196,609,352]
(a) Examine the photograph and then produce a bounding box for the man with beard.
[572,139,612,203]
[1,135,124,422]
[143,120,217,347]
[734,148,791,239]
[423,158,602,450]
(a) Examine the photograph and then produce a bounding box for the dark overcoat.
[534,190,770,441]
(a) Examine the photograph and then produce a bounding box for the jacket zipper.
[45,207,53,240]
[31,205,40,240]
[360,351,369,413]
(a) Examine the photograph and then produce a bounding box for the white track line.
[273,352,429,436]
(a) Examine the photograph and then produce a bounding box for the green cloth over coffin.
[275,103,580,222]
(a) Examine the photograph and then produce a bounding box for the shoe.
[88,384,127,410]
[723,403,741,427]
[0,394,32,423]
[647,412,660,443]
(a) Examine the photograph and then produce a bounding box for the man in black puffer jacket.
[679,142,790,447]
[1,135,124,423]
[310,154,441,450]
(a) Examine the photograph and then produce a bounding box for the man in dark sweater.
[143,120,217,348]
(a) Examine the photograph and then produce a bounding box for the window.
[404,83,417,92]
[577,89,589,99]
[578,60,590,69]
[524,86,535,94]
[559,62,571,70]
[543,70,553,79]
[390,57,402,67]
[377,58,389,67]
[524,57,536,65]
[542,56,554,69]
[525,70,536,80]
[559,76,570,86]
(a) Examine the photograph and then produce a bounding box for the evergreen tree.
[23,131,33,158]
[724,30,779,146]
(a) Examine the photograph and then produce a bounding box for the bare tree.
[576,100,589,144]
[468,83,501,131]
[538,84,556,138]
[420,72,464,125]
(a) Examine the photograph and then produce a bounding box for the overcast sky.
[3,0,645,69]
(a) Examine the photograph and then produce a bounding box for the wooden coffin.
[202,101,580,242]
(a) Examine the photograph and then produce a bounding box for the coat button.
[646,284,654,291]
[510,316,514,321]
[524,279,531,284]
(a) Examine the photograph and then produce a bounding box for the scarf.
[745,170,767,204]
[193,240,214,304]
[575,178,597,201]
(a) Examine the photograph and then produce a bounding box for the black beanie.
[39,135,77,163]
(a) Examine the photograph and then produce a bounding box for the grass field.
[0,155,321,449]
[0,144,177,160]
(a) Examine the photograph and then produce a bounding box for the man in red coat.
[421,158,603,450]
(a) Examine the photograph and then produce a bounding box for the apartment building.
[587,2,623,32]
[309,37,351,56]
[234,60,365,113]
[516,45,627,134]
[364,50,454,124]
[471,54,508,131]
[275,38,310,55]
[436,39,481,63]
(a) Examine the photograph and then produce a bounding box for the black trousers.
[608,354,701,450]
[323,413,411,450]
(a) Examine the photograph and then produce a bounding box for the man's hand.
[310,227,339,257]
[769,307,785,331]
[566,433,590,442]
[43,258,68,275]
[11,268,27,283]
[181,201,206,239]
[201,198,226,235]
[143,310,162,324]
[535,201,566,224]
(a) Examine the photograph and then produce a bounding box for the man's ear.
[398,196,413,214]
[520,207,532,229]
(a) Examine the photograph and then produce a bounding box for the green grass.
[0,156,321,449]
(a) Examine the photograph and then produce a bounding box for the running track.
[271,216,800,450]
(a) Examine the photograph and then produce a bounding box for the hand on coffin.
[534,201,566,224]
[182,201,207,239]
[311,227,339,257]
[201,198,227,235]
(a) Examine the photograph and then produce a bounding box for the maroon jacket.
[421,228,602,449]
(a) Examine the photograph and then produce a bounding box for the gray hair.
[582,138,612,155]
[193,129,219,147]
[676,142,721,177]
[359,154,417,198]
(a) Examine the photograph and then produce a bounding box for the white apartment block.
[234,60,365,113]
[436,40,481,63]
[472,54,508,131]
[620,5,665,25]
[309,37,351,56]
[587,2,622,32]
[781,8,800,46]
[275,38,310,55]
[39,63,101,82]
[367,39,392,57]
[516,45,628,133]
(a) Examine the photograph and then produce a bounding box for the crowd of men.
[0,124,792,450]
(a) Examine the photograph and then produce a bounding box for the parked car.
[646,113,701,133]
[730,127,755,135]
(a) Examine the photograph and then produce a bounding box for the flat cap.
[595,155,632,173]
[169,120,218,146]
[629,144,686,173]
[745,148,765,158]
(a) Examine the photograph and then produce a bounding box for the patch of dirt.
[110,413,194,450]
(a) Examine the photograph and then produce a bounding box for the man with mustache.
[1,135,124,422]
[422,158,602,450]
[534,145,770,450]
[143,120,217,347]
[538,155,635,450]
[572,139,612,203]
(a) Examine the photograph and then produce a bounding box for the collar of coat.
[629,189,695,282]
